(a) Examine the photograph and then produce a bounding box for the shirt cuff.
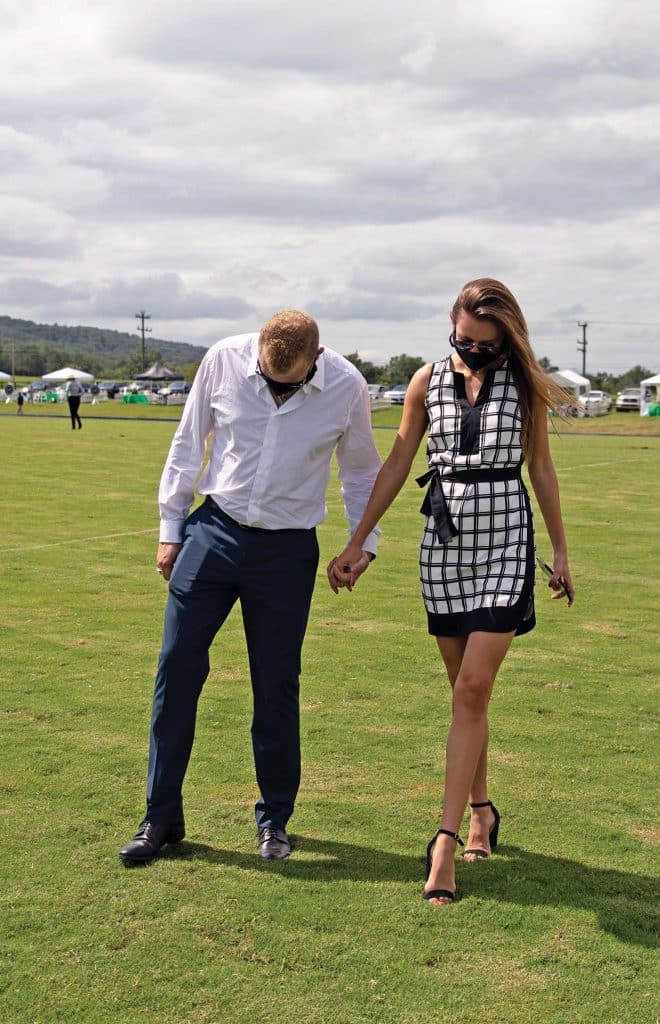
[361,530,379,558]
[159,519,185,544]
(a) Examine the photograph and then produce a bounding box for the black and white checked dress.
[419,356,535,637]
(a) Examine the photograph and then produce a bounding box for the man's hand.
[156,542,182,582]
[327,544,372,594]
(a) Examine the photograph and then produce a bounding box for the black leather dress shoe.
[257,827,291,860]
[119,820,185,865]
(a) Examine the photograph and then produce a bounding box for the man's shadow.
[162,836,658,948]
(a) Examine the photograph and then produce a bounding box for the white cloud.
[0,197,80,257]
[91,274,254,320]
[0,272,254,322]
[455,0,608,56]
[0,0,658,374]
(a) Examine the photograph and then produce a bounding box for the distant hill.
[0,315,209,377]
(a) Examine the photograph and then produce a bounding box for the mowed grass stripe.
[0,413,658,1024]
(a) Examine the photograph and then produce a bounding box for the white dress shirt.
[158,333,382,554]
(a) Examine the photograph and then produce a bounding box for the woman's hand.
[549,554,574,606]
[327,544,371,593]
[325,366,431,597]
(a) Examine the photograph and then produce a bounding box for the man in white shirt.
[120,310,382,865]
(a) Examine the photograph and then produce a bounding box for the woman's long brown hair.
[451,278,568,458]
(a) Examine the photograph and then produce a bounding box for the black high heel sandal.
[423,828,464,904]
[463,800,501,859]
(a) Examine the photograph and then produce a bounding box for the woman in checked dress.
[328,279,574,907]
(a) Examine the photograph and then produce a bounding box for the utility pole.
[135,311,152,371]
[577,321,588,377]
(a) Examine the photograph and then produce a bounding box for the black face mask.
[450,331,504,372]
[454,347,498,372]
[257,360,317,396]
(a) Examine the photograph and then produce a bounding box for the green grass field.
[1,410,658,1024]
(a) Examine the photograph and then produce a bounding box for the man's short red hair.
[258,310,319,372]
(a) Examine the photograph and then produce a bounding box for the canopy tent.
[41,366,94,382]
[133,361,182,381]
[549,369,590,402]
[640,372,660,416]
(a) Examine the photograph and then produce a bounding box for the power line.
[529,319,660,327]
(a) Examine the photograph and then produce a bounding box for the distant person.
[65,376,84,429]
[119,310,382,866]
[16,390,24,415]
[640,386,654,417]
[329,278,574,907]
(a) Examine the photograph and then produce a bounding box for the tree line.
[349,351,653,393]
[0,325,652,394]
[537,357,653,394]
[0,341,205,380]
[0,315,206,377]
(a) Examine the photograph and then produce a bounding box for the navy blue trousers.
[146,498,319,830]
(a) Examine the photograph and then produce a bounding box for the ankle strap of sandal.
[469,801,492,809]
[437,828,464,847]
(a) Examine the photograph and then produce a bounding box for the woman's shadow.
[165,835,658,947]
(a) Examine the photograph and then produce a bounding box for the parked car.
[578,390,612,416]
[615,387,641,412]
[157,381,189,397]
[367,384,387,401]
[97,380,123,398]
[383,384,408,404]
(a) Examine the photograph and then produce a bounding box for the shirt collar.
[247,335,260,379]
[310,353,325,391]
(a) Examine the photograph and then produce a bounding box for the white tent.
[41,366,94,382]
[639,372,660,416]
[550,369,590,401]
[0,370,12,402]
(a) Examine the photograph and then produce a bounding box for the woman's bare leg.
[444,634,497,859]
[436,636,491,858]
[425,630,514,905]
[436,636,489,805]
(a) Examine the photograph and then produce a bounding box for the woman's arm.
[527,403,575,605]
[328,364,431,592]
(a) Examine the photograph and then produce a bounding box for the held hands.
[156,542,182,582]
[549,556,575,607]
[327,543,371,594]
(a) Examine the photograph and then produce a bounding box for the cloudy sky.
[1,0,659,373]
